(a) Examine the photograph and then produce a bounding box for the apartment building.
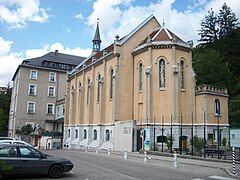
[9,51,85,143]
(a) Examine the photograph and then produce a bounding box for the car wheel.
[49,165,63,178]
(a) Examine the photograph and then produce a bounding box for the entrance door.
[136,130,142,151]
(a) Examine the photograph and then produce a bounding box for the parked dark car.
[0,144,73,178]
[0,137,17,141]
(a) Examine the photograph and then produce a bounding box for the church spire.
[92,18,101,54]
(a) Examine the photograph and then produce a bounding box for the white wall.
[113,120,136,152]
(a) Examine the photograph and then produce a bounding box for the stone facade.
[63,15,229,152]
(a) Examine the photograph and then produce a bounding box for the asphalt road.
[4,149,239,180]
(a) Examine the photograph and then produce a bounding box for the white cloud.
[87,0,240,47]
[75,13,84,21]
[0,0,49,29]
[0,37,13,56]
[0,37,22,86]
[25,42,92,58]
[0,39,91,86]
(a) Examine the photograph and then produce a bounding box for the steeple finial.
[92,18,101,53]
[163,19,165,27]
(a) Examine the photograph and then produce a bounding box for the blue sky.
[0,0,239,86]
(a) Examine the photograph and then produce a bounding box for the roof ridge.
[116,14,158,45]
[152,27,173,41]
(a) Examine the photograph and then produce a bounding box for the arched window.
[139,62,143,91]
[79,81,82,91]
[75,129,78,138]
[106,130,110,141]
[97,74,101,102]
[93,129,97,140]
[87,78,90,105]
[159,59,165,88]
[180,60,185,89]
[215,99,221,115]
[110,69,114,99]
[68,129,70,138]
[83,129,87,139]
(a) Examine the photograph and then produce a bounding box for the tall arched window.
[97,74,101,103]
[68,129,70,138]
[79,81,82,91]
[180,60,185,89]
[93,129,97,140]
[139,62,143,91]
[110,69,114,99]
[87,78,90,105]
[215,99,221,115]
[83,129,87,139]
[159,59,165,88]
[106,130,110,141]
[75,129,78,138]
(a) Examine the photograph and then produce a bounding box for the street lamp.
[215,113,220,159]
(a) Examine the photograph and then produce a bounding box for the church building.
[63,15,229,152]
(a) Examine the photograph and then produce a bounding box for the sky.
[0,0,239,86]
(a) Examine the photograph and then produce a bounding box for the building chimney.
[55,50,58,54]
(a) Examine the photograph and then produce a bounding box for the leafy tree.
[213,27,240,79]
[198,9,218,45]
[193,48,234,89]
[0,85,11,136]
[165,135,174,150]
[21,124,34,135]
[190,135,204,156]
[0,160,12,171]
[218,3,238,38]
[198,3,238,46]
[0,108,6,135]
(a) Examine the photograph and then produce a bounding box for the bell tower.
[92,18,101,55]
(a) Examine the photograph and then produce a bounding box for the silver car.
[0,144,73,178]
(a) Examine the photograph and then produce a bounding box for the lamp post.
[215,113,220,159]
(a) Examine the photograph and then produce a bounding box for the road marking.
[69,171,74,174]
[209,175,238,180]
[192,179,204,180]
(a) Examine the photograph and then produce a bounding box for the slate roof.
[92,21,102,43]
[22,51,86,67]
[12,51,86,80]
[69,44,114,75]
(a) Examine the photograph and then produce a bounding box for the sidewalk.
[107,150,240,179]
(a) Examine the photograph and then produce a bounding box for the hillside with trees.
[193,3,240,127]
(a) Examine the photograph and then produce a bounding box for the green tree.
[21,124,34,135]
[218,3,238,38]
[193,48,233,89]
[190,135,204,156]
[0,160,12,171]
[0,108,6,135]
[198,8,218,46]
[165,135,174,150]
[214,28,240,79]
[198,3,238,46]
[0,85,11,136]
